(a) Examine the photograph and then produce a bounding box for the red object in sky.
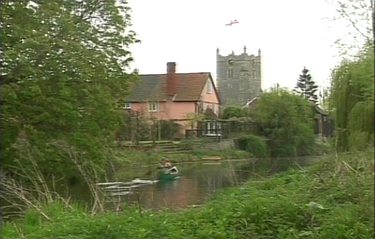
[225,19,239,26]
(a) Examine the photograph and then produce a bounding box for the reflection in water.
[101,157,320,211]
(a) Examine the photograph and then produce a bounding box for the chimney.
[166,62,178,96]
[167,62,176,74]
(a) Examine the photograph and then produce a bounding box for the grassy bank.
[112,147,252,165]
[3,149,373,239]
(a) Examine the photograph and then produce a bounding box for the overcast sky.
[127,0,349,92]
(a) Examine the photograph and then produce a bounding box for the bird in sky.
[225,19,239,26]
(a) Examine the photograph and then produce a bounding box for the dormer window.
[124,103,131,109]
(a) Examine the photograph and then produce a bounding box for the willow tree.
[330,46,374,151]
[327,0,374,56]
[0,1,138,179]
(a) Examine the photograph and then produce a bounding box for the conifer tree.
[294,67,319,105]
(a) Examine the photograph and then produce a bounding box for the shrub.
[159,120,181,140]
[253,89,316,157]
[236,135,268,157]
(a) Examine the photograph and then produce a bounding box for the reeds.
[0,133,106,221]
[52,139,105,214]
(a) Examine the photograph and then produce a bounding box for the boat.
[157,166,179,181]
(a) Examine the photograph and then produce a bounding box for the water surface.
[102,157,318,211]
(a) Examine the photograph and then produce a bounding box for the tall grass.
[0,138,107,221]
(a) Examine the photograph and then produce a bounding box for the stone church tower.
[216,46,262,107]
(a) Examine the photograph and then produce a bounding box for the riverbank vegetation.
[251,89,317,157]
[113,147,252,165]
[0,0,139,192]
[3,149,373,238]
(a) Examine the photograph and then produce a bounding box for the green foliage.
[222,118,257,138]
[118,112,161,142]
[253,88,316,157]
[0,1,138,178]
[294,67,319,105]
[159,120,181,140]
[222,106,248,119]
[117,116,182,142]
[330,45,374,151]
[4,150,373,238]
[236,135,268,157]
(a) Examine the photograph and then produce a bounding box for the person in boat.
[158,159,172,169]
[158,159,179,177]
[164,160,172,168]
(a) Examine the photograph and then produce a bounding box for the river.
[96,156,320,211]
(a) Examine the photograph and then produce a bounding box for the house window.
[204,121,222,136]
[124,103,131,109]
[148,102,158,112]
[207,80,213,94]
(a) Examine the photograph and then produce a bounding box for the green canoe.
[158,166,179,181]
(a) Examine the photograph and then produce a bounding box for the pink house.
[124,62,221,136]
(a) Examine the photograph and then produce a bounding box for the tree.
[222,106,248,119]
[327,0,374,57]
[0,1,138,179]
[294,68,319,105]
[327,0,374,152]
[253,88,315,157]
[330,45,374,151]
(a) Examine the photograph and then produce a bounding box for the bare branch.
[337,1,372,42]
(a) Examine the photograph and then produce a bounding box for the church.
[216,46,262,107]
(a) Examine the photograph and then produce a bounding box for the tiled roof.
[125,73,212,102]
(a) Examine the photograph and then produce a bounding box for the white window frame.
[124,102,131,109]
[148,102,158,112]
[204,121,222,137]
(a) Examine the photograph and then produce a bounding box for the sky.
[127,0,350,92]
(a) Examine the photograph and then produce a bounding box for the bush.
[236,135,268,157]
[159,120,181,140]
[253,89,316,157]
[222,106,248,119]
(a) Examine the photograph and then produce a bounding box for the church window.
[227,68,233,78]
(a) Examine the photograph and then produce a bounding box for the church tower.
[216,46,262,107]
